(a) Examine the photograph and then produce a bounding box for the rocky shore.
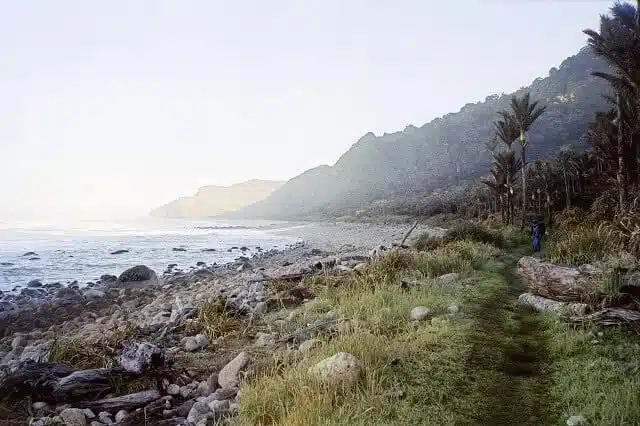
[0,222,441,425]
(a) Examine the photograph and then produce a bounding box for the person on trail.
[530,219,543,251]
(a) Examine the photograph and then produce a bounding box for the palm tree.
[584,0,640,212]
[557,146,579,208]
[508,92,547,226]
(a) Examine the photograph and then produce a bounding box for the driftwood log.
[395,221,419,249]
[77,389,162,412]
[517,293,590,316]
[0,343,169,403]
[248,271,321,284]
[578,307,640,329]
[517,256,602,302]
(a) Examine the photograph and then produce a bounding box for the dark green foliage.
[443,222,506,249]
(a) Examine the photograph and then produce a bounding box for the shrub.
[443,222,506,249]
[413,233,444,251]
[548,225,613,264]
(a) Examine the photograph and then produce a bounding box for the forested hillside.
[229,47,611,219]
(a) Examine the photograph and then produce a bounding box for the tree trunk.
[617,93,627,212]
[521,134,527,228]
[563,168,571,208]
[517,256,602,303]
[517,293,589,316]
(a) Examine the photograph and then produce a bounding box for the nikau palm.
[507,93,547,226]
[584,0,640,212]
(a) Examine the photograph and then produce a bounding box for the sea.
[0,217,302,291]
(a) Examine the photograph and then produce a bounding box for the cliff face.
[229,47,612,219]
[150,179,284,218]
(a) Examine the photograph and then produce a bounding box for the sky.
[0,0,613,221]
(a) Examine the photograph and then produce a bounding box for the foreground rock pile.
[0,240,391,425]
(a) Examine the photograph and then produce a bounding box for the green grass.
[228,222,640,426]
[545,320,640,425]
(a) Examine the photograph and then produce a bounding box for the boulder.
[436,273,459,286]
[308,352,363,388]
[409,306,432,321]
[566,415,589,426]
[59,408,87,426]
[218,351,249,388]
[254,333,276,347]
[116,265,162,288]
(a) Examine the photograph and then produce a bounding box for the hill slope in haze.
[229,47,612,220]
[150,179,284,218]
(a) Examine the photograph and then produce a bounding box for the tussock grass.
[548,225,613,265]
[48,324,138,369]
[230,243,493,426]
[545,319,640,425]
[196,296,245,341]
[414,221,522,253]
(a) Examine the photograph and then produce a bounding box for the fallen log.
[578,307,640,329]
[517,293,590,316]
[517,256,602,303]
[248,271,320,284]
[77,389,162,412]
[0,343,170,403]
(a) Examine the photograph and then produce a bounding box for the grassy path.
[466,251,554,425]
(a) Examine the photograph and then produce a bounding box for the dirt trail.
[466,253,553,425]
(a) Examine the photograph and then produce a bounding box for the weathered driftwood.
[0,343,170,403]
[248,271,320,284]
[396,221,419,249]
[579,307,640,329]
[118,342,168,375]
[77,389,162,412]
[517,256,602,302]
[517,293,590,316]
[53,367,135,401]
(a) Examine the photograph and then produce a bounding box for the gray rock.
[210,387,238,401]
[218,352,249,388]
[27,280,43,288]
[90,422,103,426]
[114,410,128,423]
[437,272,460,286]
[11,335,26,349]
[566,415,589,426]
[186,401,211,425]
[183,334,208,352]
[409,306,432,321]
[308,352,363,388]
[254,332,276,347]
[206,372,219,391]
[197,381,212,397]
[447,304,460,314]
[83,289,105,299]
[82,409,95,419]
[116,265,162,288]
[167,384,180,395]
[59,408,87,426]
[253,301,268,315]
[180,385,195,399]
[98,411,113,424]
[207,399,230,416]
[299,338,321,353]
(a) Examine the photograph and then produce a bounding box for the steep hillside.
[231,47,612,220]
[150,179,283,218]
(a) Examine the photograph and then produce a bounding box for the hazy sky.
[0,0,612,221]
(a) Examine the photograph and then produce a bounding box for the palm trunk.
[563,168,571,208]
[616,93,627,212]
[520,134,527,228]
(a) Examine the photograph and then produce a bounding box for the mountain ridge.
[228,46,612,219]
[150,179,284,218]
